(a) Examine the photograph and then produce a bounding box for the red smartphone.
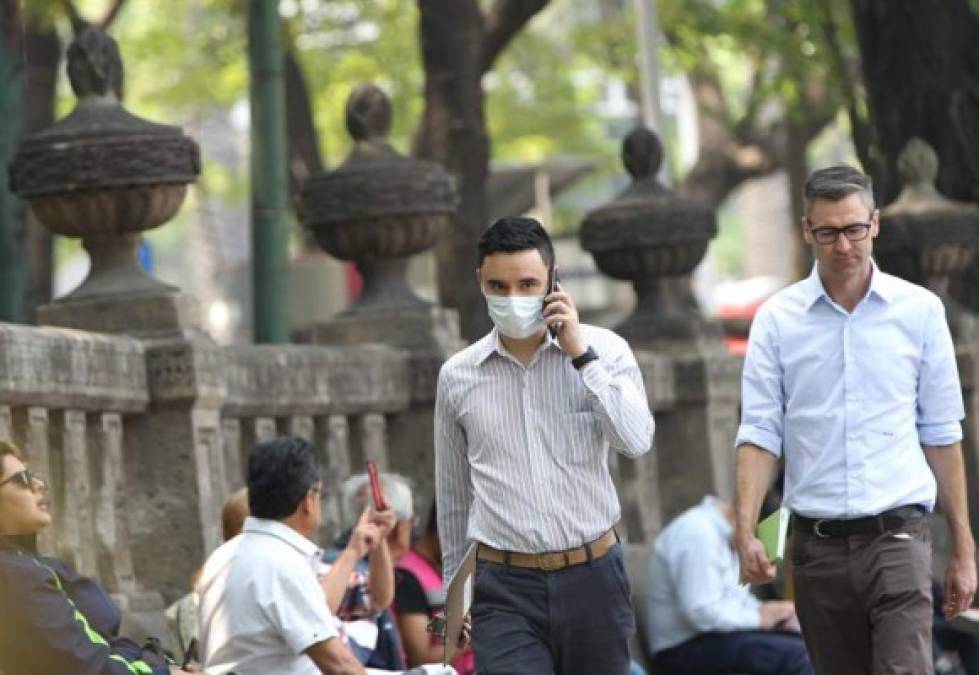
[366,460,389,511]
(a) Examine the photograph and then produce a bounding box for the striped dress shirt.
[435,324,655,580]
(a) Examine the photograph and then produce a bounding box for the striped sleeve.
[434,366,473,582]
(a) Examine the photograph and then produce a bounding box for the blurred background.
[3,0,978,346]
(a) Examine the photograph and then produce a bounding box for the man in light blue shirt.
[647,495,811,674]
[735,165,977,674]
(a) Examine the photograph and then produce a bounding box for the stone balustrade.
[0,324,146,596]
[0,323,426,603]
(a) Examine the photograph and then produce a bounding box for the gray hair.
[341,472,414,528]
[803,164,875,215]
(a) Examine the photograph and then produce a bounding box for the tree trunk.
[417,0,494,341]
[416,0,550,342]
[22,25,60,314]
[0,0,27,323]
[784,121,812,280]
[850,0,979,203]
[284,49,324,217]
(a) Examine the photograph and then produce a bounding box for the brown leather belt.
[476,529,618,571]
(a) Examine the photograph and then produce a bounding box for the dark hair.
[424,500,438,538]
[0,441,22,481]
[803,164,875,214]
[247,437,321,521]
[477,216,554,269]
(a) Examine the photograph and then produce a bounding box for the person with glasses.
[734,164,977,673]
[197,435,366,674]
[0,439,194,674]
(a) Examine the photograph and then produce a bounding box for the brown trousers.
[791,516,933,675]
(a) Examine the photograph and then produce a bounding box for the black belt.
[793,505,926,539]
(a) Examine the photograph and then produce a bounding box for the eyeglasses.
[0,469,45,492]
[807,222,872,245]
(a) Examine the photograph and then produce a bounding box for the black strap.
[794,505,926,538]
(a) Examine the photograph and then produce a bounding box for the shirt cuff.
[579,360,611,393]
[735,426,782,457]
[284,618,339,655]
[917,421,963,447]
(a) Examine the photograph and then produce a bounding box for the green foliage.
[286,0,423,160]
[658,0,857,127]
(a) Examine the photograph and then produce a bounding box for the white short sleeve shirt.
[198,517,339,675]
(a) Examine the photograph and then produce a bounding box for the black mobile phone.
[546,260,560,339]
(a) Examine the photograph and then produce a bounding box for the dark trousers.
[651,631,813,675]
[471,543,635,675]
[792,516,933,675]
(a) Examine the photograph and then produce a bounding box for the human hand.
[543,284,586,358]
[736,534,777,584]
[759,600,796,630]
[760,600,799,631]
[943,551,978,619]
[370,507,397,538]
[458,614,472,649]
[348,508,381,557]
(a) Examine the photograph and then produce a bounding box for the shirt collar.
[243,516,322,559]
[700,495,733,541]
[803,259,891,310]
[475,327,559,366]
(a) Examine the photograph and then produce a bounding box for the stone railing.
[0,323,147,598]
[0,321,433,605]
[219,344,416,543]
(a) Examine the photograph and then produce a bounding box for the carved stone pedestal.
[38,293,203,337]
[648,350,740,524]
[301,305,464,355]
[581,127,737,539]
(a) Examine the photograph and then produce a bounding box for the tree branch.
[479,0,550,74]
[61,0,86,33]
[97,0,130,30]
[816,2,872,169]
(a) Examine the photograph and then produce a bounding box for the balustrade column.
[220,418,243,494]
[57,409,98,576]
[89,412,136,595]
[319,414,351,541]
[0,405,10,439]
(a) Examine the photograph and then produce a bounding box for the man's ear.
[301,490,317,515]
[871,209,880,238]
[801,217,813,245]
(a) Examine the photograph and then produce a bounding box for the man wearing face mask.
[434,216,655,675]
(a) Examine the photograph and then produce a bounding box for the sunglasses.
[0,469,45,492]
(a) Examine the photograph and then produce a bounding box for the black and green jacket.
[0,536,168,675]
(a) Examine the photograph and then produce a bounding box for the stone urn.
[877,137,979,336]
[580,127,720,347]
[301,84,457,315]
[9,28,200,307]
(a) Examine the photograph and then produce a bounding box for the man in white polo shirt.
[198,436,364,675]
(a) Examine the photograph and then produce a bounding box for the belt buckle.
[538,552,565,571]
[813,519,831,539]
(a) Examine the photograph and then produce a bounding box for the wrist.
[953,541,976,561]
[571,345,598,370]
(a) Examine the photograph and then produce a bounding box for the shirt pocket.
[557,411,602,464]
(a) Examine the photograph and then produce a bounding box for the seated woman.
[0,440,192,674]
[394,503,475,675]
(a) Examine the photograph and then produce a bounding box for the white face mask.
[485,295,545,339]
